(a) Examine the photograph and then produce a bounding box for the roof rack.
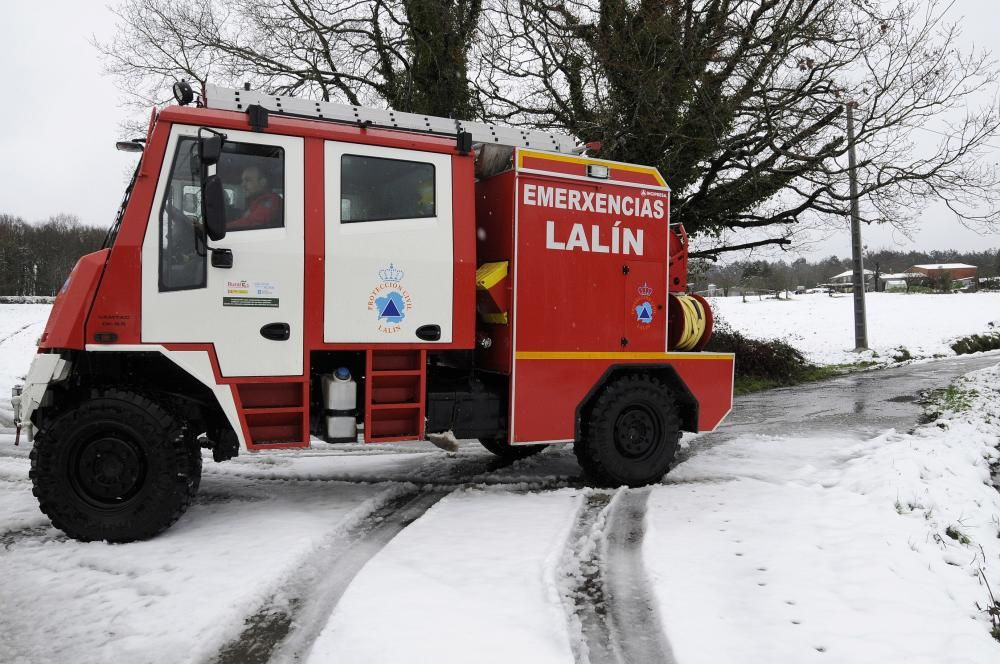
[203,84,578,154]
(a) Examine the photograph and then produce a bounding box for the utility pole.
[846,101,868,350]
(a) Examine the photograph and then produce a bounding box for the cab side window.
[341,155,435,223]
[159,138,206,292]
[219,143,285,232]
[158,138,286,292]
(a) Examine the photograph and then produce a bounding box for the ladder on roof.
[203,84,578,154]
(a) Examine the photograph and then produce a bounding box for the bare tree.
[477,0,1000,254]
[98,0,483,120]
[0,214,106,296]
[101,0,1000,256]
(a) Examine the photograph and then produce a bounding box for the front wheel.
[29,390,201,542]
[575,374,682,486]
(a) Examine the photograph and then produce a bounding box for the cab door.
[141,125,304,377]
[323,141,453,343]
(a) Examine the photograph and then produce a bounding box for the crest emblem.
[367,264,412,334]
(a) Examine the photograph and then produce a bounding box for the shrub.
[0,295,55,304]
[705,320,812,383]
[892,346,913,362]
[950,332,1000,355]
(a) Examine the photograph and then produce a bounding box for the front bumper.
[11,354,72,443]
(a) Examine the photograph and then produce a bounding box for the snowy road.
[684,350,1000,449]
[3,354,1000,662]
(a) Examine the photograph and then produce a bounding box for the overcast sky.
[1,0,998,261]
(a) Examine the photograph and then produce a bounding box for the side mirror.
[199,134,224,166]
[203,175,227,241]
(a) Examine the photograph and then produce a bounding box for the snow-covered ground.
[2,301,1000,663]
[653,367,1000,663]
[0,304,49,425]
[710,291,1000,366]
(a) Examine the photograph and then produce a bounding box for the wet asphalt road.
[697,351,1000,445]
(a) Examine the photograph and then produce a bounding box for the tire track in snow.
[0,322,34,347]
[561,488,675,664]
[202,444,579,490]
[209,486,447,664]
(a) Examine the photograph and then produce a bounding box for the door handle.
[260,322,290,341]
[416,324,441,341]
[211,248,233,269]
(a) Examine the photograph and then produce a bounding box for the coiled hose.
[668,293,714,351]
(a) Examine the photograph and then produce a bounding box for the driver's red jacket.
[229,192,282,231]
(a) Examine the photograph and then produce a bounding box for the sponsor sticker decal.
[224,279,280,307]
[367,264,412,334]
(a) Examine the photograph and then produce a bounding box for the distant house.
[826,269,874,292]
[907,263,978,280]
[877,272,923,292]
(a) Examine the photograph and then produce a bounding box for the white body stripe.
[85,344,247,450]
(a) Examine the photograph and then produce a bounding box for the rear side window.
[340,155,435,223]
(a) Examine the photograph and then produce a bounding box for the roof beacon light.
[173,80,195,106]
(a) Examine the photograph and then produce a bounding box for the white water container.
[322,367,357,442]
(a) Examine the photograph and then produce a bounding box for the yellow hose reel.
[668,293,713,351]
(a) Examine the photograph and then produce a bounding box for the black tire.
[184,435,204,495]
[479,437,548,460]
[575,374,681,487]
[29,390,201,543]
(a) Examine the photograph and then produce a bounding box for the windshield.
[102,160,141,249]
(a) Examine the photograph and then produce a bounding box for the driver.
[229,165,282,230]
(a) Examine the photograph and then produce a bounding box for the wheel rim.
[613,405,662,459]
[70,434,147,508]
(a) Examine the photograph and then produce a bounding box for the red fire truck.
[11,82,733,542]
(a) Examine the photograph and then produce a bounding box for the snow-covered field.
[2,301,1000,663]
[0,304,49,425]
[711,291,1000,366]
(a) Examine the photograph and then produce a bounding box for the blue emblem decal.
[635,301,653,323]
[376,291,406,323]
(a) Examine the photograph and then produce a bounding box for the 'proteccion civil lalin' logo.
[633,282,654,329]
[368,263,412,334]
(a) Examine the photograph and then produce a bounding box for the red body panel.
[39,250,110,350]
[87,113,174,345]
[483,149,734,443]
[512,354,734,442]
[474,172,517,374]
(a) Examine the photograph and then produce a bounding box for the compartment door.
[623,260,668,352]
[324,142,453,343]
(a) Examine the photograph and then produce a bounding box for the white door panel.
[324,142,453,343]
[141,126,304,377]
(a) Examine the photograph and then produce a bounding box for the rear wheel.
[575,374,681,486]
[479,437,548,460]
[29,390,201,542]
